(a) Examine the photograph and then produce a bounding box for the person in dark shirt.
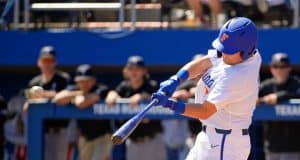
[54,64,112,160]
[106,55,165,160]
[25,45,70,160]
[0,95,6,159]
[258,53,300,160]
[26,46,70,99]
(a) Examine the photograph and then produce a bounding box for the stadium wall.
[0,29,299,99]
[1,29,300,66]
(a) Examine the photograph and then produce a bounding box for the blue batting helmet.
[212,17,258,60]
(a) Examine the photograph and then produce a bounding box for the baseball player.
[152,17,261,160]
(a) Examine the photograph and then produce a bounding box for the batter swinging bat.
[111,99,159,145]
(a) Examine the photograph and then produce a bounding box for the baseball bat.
[111,99,159,145]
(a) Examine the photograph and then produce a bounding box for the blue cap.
[75,64,96,81]
[39,46,56,59]
[212,17,258,60]
[126,56,145,67]
[270,52,290,66]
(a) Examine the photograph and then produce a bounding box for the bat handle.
[152,98,159,103]
[153,91,167,103]
[142,98,159,113]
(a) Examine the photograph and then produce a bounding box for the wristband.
[166,100,186,114]
[176,69,189,83]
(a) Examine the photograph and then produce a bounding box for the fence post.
[24,0,29,29]
[119,0,125,29]
[13,0,19,29]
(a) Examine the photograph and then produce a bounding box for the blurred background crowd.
[0,0,299,29]
[0,0,300,160]
[0,45,299,160]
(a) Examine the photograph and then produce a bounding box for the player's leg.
[91,134,112,160]
[78,136,94,160]
[126,139,143,160]
[147,133,167,160]
[186,126,251,160]
[185,131,212,160]
[222,129,251,160]
[186,0,205,22]
[44,129,68,160]
[204,127,225,160]
[185,131,202,160]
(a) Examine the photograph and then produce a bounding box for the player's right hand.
[158,76,180,97]
[151,92,186,114]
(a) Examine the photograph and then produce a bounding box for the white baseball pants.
[185,126,251,160]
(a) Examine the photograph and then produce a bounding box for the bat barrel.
[111,135,123,145]
[111,99,158,145]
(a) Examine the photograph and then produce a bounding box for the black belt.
[202,125,249,135]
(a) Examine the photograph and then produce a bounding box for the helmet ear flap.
[240,47,256,60]
[217,51,222,58]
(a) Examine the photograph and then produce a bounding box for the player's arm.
[152,92,217,119]
[26,85,56,99]
[40,90,57,99]
[182,101,217,119]
[53,90,83,105]
[181,55,213,79]
[73,93,100,109]
[105,90,121,106]
[159,56,213,96]
[153,71,242,119]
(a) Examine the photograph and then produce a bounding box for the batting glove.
[151,92,186,114]
[158,69,189,97]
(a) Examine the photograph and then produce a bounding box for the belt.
[202,125,249,135]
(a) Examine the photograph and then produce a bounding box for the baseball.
[30,86,44,94]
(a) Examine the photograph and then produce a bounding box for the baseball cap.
[270,52,290,66]
[74,64,96,82]
[126,56,145,68]
[39,46,56,59]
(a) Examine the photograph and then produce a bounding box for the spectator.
[221,0,263,22]
[0,94,6,159]
[4,90,27,160]
[106,55,165,160]
[185,0,226,28]
[25,46,70,100]
[258,52,300,160]
[25,45,70,160]
[31,0,70,29]
[257,0,293,26]
[54,64,112,160]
